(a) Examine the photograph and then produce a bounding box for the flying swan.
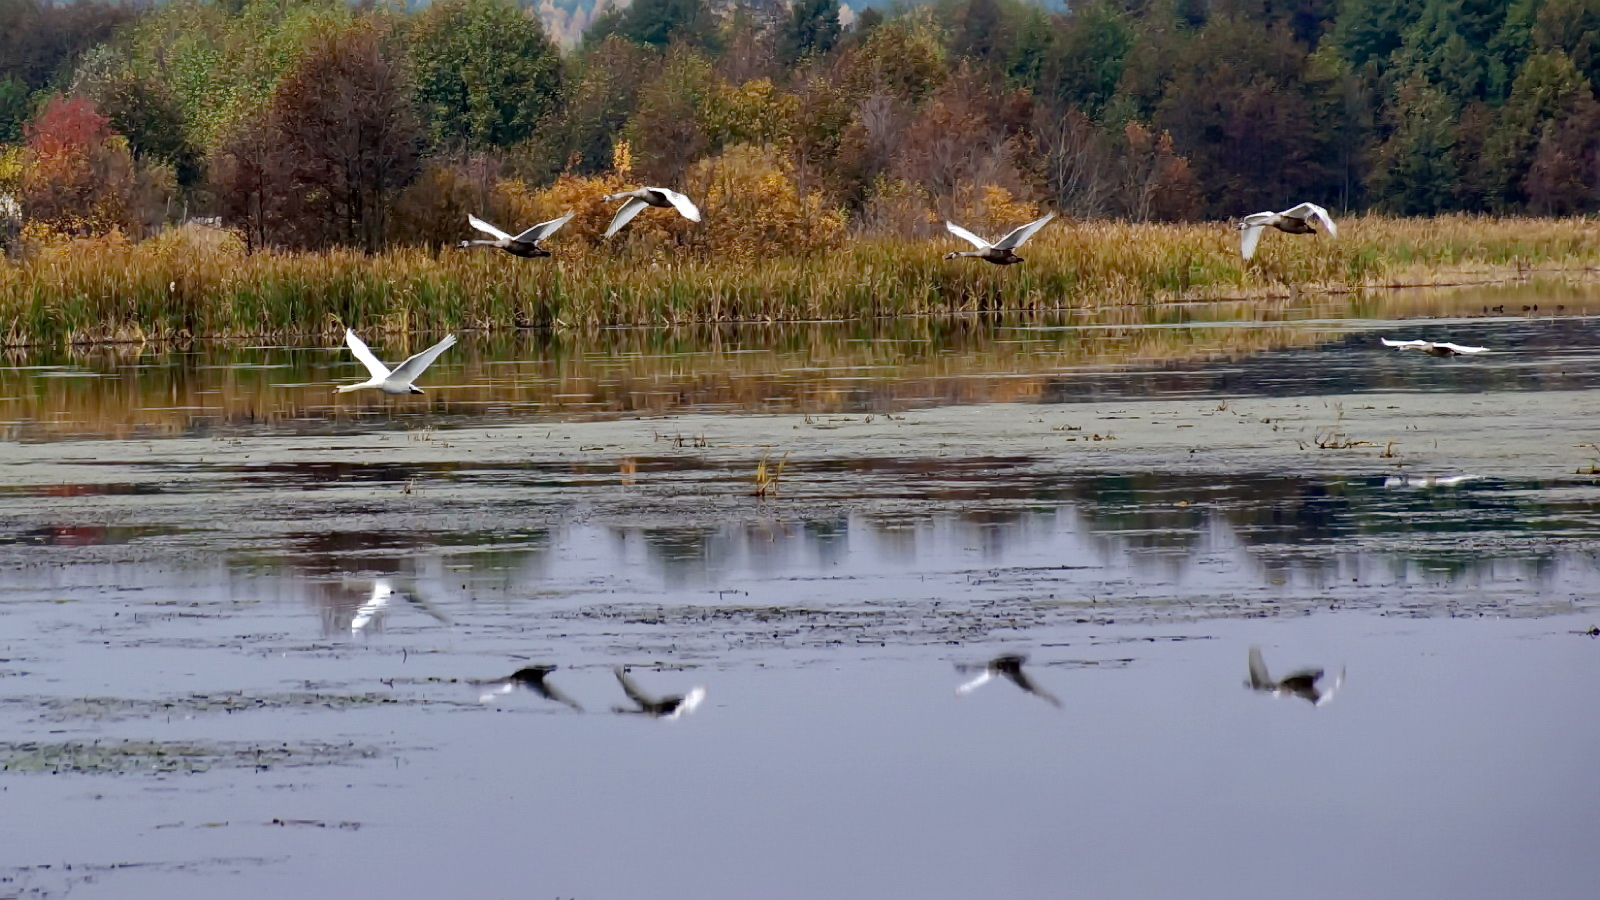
[943,213,1055,265]
[602,187,702,238]
[1237,202,1337,259]
[1380,338,1490,357]
[460,212,574,258]
[336,329,457,395]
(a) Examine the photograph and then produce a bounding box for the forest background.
[1,0,1599,341]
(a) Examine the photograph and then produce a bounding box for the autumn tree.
[214,20,421,252]
[407,0,563,152]
[19,93,166,236]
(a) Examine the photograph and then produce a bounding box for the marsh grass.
[1,215,1597,345]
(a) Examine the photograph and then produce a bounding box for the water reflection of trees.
[614,471,1600,591]
[7,285,1599,440]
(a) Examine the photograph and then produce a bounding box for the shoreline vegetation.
[1,215,1598,347]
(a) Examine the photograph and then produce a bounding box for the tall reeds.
[1,215,1597,346]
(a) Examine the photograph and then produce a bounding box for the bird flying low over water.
[943,213,1055,265]
[1383,474,1478,489]
[1237,202,1337,259]
[602,187,702,238]
[476,665,584,711]
[955,653,1062,708]
[1246,646,1344,707]
[336,329,457,395]
[611,666,706,719]
[1380,337,1491,357]
[460,212,574,258]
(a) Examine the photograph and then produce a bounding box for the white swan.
[1380,337,1490,357]
[459,212,574,258]
[336,329,457,395]
[1237,202,1337,259]
[601,187,701,238]
[944,213,1055,265]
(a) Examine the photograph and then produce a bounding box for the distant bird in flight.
[459,212,574,258]
[943,213,1055,265]
[1237,202,1337,259]
[602,187,701,238]
[1380,337,1490,357]
[611,666,706,719]
[336,329,456,395]
[1383,474,1478,489]
[476,664,583,711]
[955,653,1062,708]
[1246,646,1343,707]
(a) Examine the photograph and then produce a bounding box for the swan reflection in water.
[1246,646,1345,707]
[955,654,1062,708]
[612,666,706,719]
[349,578,450,635]
[476,664,584,711]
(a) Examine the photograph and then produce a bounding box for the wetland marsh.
[3,281,1600,899]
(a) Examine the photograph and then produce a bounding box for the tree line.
[1,0,1597,255]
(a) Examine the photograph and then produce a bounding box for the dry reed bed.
[1,215,1597,346]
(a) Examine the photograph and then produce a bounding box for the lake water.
[2,281,1599,898]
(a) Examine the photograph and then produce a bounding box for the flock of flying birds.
[333,190,1489,396]
[331,192,1462,708]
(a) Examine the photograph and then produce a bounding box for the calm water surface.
[3,284,1600,898]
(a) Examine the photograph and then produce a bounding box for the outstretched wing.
[344,329,391,379]
[1437,342,1490,354]
[945,221,992,250]
[389,333,458,385]
[1381,338,1428,350]
[955,669,994,696]
[513,212,575,243]
[614,666,655,707]
[1247,646,1272,689]
[604,197,649,238]
[1239,224,1266,260]
[467,213,512,241]
[658,188,702,222]
[993,213,1055,251]
[1284,202,1337,238]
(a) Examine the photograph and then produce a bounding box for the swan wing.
[467,213,512,241]
[658,188,702,222]
[614,666,656,707]
[1247,646,1272,689]
[955,670,994,695]
[389,333,458,385]
[344,329,391,379]
[513,212,575,243]
[665,686,706,719]
[993,213,1055,251]
[945,221,993,250]
[1284,202,1337,238]
[1239,211,1277,227]
[604,197,649,238]
[1239,223,1265,260]
[1381,338,1428,350]
[1438,342,1490,354]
